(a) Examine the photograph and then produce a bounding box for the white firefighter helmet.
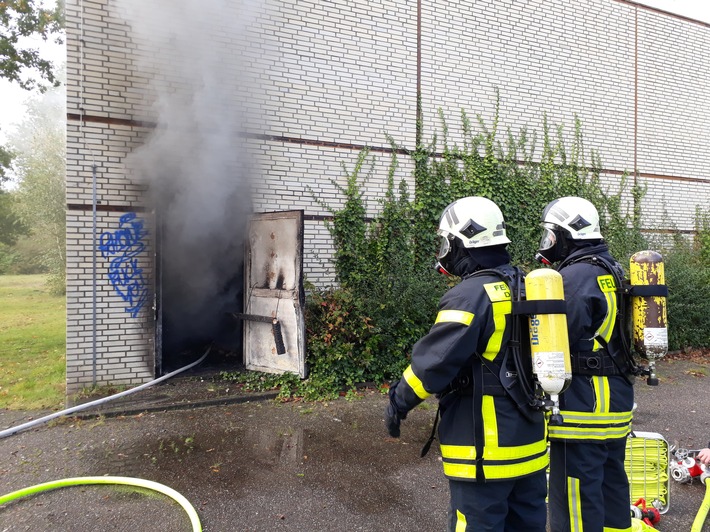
[540,196,603,240]
[437,196,511,260]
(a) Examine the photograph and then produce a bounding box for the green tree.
[0,189,28,246]
[1,0,65,91]
[0,140,13,184]
[9,86,66,292]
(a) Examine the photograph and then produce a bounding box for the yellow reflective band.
[593,286,616,350]
[435,309,474,326]
[548,425,632,440]
[602,291,616,339]
[555,411,633,424]
[442,452,549,480]
[483,395,498,451]
[440,445,477,460]
[485,453,549,477]
[481,285,512,361]
[603,527,632,532]
[441,439,549,462]
[592,376,610,413]
[455,510,467,532]
[486,437,549,460]
[568,476,583,532]
[403,365,431,400]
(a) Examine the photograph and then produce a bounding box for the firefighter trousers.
[447,470,547,532]
[549,439,631,532]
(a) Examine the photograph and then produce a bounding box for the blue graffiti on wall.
[98,212,149,318]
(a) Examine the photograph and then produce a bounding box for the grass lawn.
[0,274,65,410]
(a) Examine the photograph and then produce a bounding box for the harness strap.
[420,405,440,458]
[560,253,638,379]
[570,350,623,376]
[513,299,567,315]
[628,285,668,297]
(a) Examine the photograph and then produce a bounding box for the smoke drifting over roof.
[116,0,262,359]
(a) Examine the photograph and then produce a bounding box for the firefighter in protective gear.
[536,196,634,532]
[386,196,549,532]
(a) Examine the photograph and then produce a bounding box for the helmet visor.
[538,225,558,251]
[437,235,451,259]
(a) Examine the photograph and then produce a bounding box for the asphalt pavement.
[1,355,709,532]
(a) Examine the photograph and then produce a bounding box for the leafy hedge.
[303,148,444,398]
[663,210,710,350]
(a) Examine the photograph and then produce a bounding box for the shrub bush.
[0,237,48,275]
[303,147,444,398]
[661,212,710,350]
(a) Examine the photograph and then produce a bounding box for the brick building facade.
[65,0,710,392]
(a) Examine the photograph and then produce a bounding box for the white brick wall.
[66,122,150,206]
[249,140,415,217]
[66,210,154,392]
[637,11,710,179]
[65,0,710,390]
[421,0,636,172]
[252,0,418,146]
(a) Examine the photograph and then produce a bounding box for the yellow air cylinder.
[630,251,667,386]
[525,269,572,406]
[630,251,667,360]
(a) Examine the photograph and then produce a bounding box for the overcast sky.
[638,0,710,21]
[1,0,709,144]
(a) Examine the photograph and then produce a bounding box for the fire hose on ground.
[0,476,202,531]
[693,475,710,532]
[626,436,669,510]
[0,348,211,529]
[0,346,211,440]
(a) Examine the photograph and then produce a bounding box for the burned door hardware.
[231,313,286,355]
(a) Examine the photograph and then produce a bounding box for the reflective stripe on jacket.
[392,264,548,481]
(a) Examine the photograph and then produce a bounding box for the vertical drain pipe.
[92,162,97,386]
[80,0,98,388]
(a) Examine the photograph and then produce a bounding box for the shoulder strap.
[560,254,637,380]
[559,253,618,276]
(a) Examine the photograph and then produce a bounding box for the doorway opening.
[154,210,245,375]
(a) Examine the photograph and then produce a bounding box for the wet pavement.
[1,356,709,531]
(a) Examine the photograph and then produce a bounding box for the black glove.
[384,381,407,438]
[385,401,402,438]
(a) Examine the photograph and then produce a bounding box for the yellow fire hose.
[0,476,202,532]
[691,475,710,532]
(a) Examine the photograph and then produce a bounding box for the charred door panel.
[244,211,306,377]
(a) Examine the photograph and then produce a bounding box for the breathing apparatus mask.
[436,234,512,278]
[535,223,569,266]
[435,233,456,276]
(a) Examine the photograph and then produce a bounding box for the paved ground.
[1,355,709,532]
